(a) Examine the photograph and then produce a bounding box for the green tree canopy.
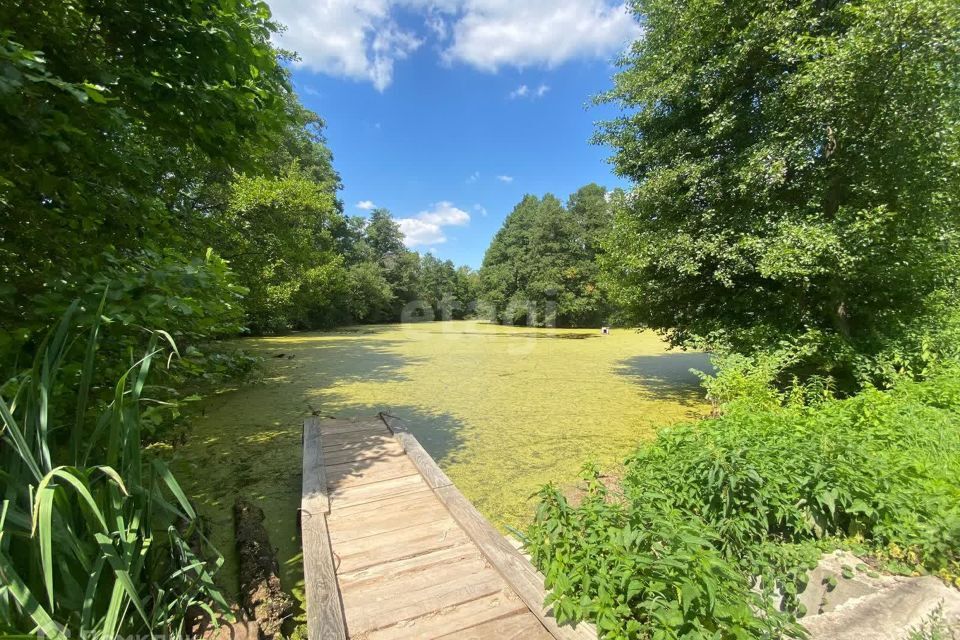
[420,254,478,319]
[480,187,612,327]
[598,0,960,382]
[0,0,295,359]
[211,163,346,333]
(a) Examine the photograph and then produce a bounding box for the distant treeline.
[477,184,621,328]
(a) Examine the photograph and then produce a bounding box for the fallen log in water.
[234,497,293,638]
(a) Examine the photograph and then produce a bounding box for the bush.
[526,367,960,638]
[528,467,801,639]
[2,248,246,378]
[0,304,228,637]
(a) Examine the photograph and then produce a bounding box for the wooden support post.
[302,417,347,640]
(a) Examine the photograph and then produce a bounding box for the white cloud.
[268,0,421,91]
[397,201,471,247]
[356,200,377,210]
[474,204,488,217]
[509,82,549,99]
[443,1,640,72]
[425,7,450,40]
[497,175,514,183]
[508,84,529,99]
[466,171,480,183]
[418,201,471,225]
[397,218,447,246]
[270,1,640,91]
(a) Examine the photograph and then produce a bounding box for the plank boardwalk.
[301,414,597,640]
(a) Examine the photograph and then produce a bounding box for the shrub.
[526,367,960,638]
[528,467,801,639]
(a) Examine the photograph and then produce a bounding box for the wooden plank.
[319,419,391,436]
[323,440,406,466]
[302,514,347,640]
[326,488,434,519]
[438,611,553,640]
[363,590,530,640]
[335,519,470,573]
[336,530,471,575]
[378,413,595,639]
[320,427,391,447]
[379,414,454,490]
[327,501,450,544]
[322,433,397,451]
[302,417,330,516]
[329,472,428,506]
[434,484,596,640]
[325,456,420,489]
[301,418,347,640]
[340,554,493,611]
[344,567,506,635]
[336,543,480,591]
[395,432,453,489]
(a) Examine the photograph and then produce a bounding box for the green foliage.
[344,262,395,323]
[1,249,251,435]
[908,605,958,640]
[527,367,960,638]
[0,305,228,637]
[420,254,478,320]
[366,208,409,260]
[695,346,836,415]
[480,185,614,327]
[598,0,960,381]
[0,0,292,331]
[528,467,800,639]
[211,163,346,333]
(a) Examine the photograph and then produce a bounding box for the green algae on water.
[169,321,711,612]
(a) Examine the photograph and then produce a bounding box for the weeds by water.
[0,304,228,637]
[526,366,960,638]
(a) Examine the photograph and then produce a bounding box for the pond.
[169,320,712,608]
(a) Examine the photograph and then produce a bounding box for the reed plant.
[0,300,228,638]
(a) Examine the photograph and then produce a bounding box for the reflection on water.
[169,321,710,611]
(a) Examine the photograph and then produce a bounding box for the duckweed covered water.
[169,321,711,608]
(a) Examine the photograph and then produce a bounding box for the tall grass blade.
[94,533,152,632]
[80,556,105,632]
[1,305,228,636]
[0,395,42,482]
[0,552,65,639]
[153,460,196,519]
[74,290,108,461]
[34,486,56,610]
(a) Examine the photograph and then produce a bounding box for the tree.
[0,0,294,362]
[479,189,612,327]
[345,262,394,323]
[212,164,346,333]
[365,209,407,259]
[452,266,480,319]
[419,254,459,319]
[567,183,613,259]
[598,0,960,382]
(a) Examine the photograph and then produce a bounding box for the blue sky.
[271,1,641,269]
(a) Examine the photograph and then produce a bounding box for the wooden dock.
[300,414,596,640]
